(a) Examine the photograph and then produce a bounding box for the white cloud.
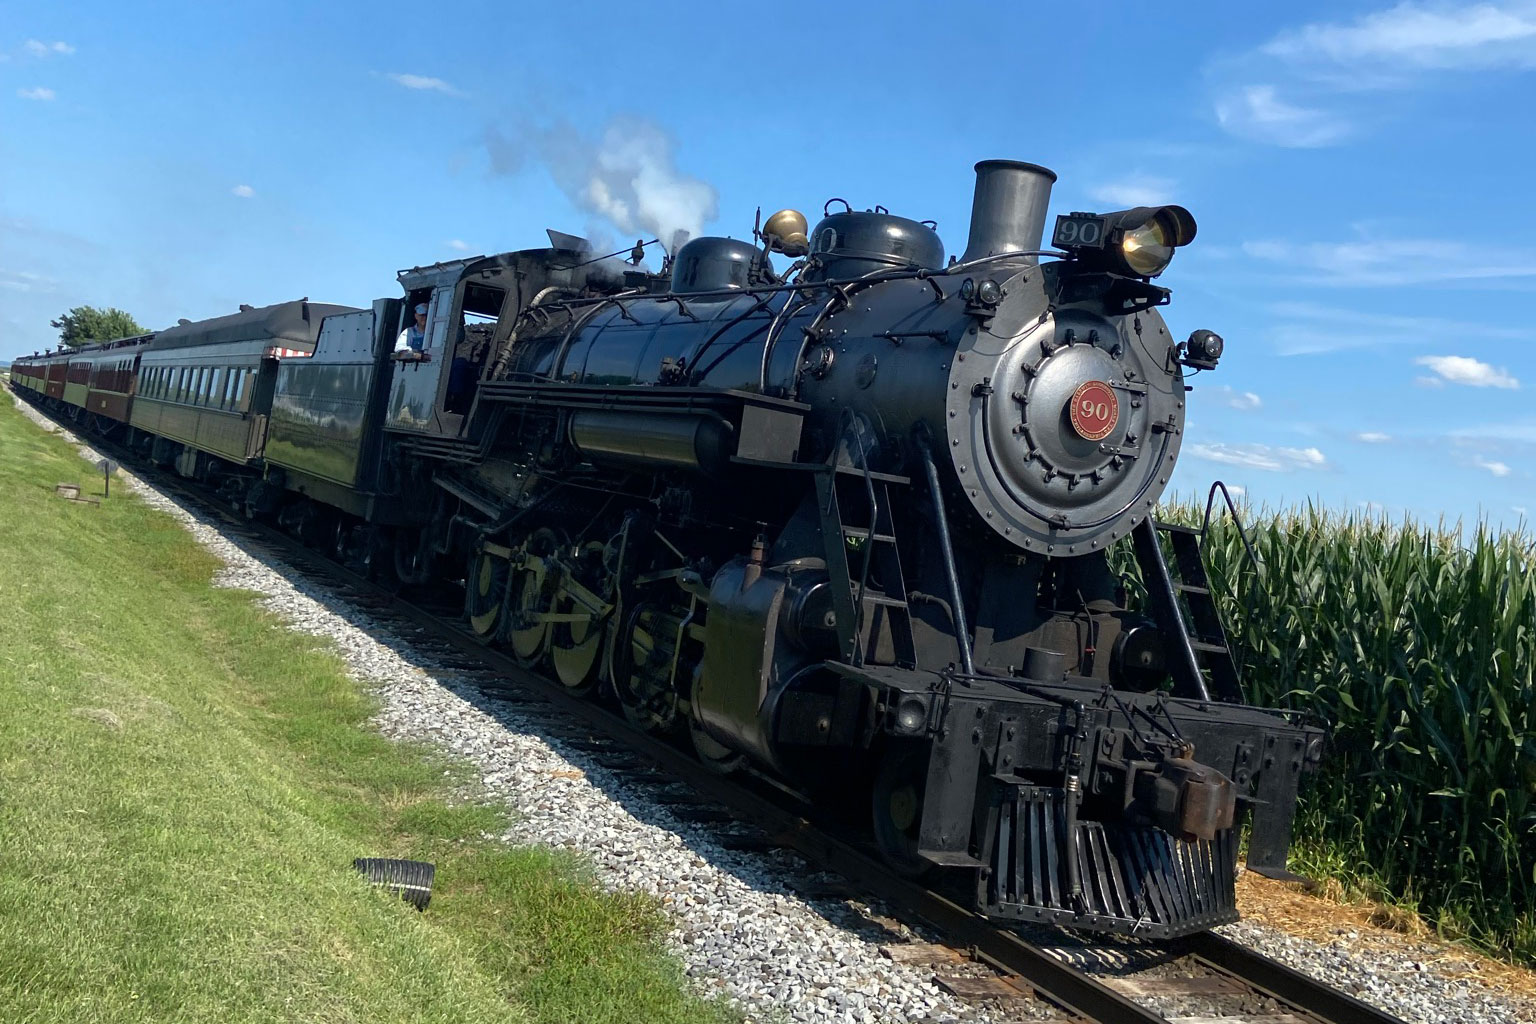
[230,184,255,198]
[1188,442,1329,472]
[1414,354,1520,388]
[1515,505,1529,515]
[1416,375,1446,388]
[1265,300,1531,355]
[386,72,459,94]
[23,39,73,57]
[17,86,55,101]
[1212,4,1536,147]
[1243,236,1536,287]
[1262,2,1536,71]
[1214,84,1351,147]
[447,239,470,251]
[1088,176,1177,208]
[1473,455,1512,476]
[1356,431,1393,443]
[1209,385,1262,411]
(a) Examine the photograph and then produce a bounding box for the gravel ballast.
[15,392,1536,1024]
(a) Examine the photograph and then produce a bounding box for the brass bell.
[763,208,809,256]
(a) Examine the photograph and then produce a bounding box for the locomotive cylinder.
[960,159,1057,264]
[567,410,734,472]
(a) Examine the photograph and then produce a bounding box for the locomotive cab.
[385,256,516,435]
[383,245,628,437]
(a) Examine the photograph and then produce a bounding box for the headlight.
[1181,329,1224,370]
[893,696,929,735]
[1053,205,1197,279]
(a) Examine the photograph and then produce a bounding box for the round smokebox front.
[945,304,1185,554]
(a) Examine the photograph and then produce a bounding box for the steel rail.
[1183,931,1407,1024]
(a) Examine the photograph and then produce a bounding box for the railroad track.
[25,396,1407,1024]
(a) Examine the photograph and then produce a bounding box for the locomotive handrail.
[496,250,1067,320]
[941,249,1066,274]
[848,423,882,659]
[1201,480,1265,686]
[759,290,824,395]
[1201,480,1261,572]
[919,437,975,675]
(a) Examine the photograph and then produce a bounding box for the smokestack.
[960,160,1058,265]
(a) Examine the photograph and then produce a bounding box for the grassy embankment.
[1151,500,1536,962]
[0,395,734,1024]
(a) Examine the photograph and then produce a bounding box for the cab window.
[399,288,434,351]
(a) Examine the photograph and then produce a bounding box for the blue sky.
[2,0,1532,531]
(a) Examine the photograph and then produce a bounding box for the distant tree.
[50,306,147,349]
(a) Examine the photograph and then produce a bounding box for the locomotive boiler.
[11,158,1322,940]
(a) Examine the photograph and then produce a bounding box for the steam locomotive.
[11,160,1322,939]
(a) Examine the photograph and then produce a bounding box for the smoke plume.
[487,115,717,255]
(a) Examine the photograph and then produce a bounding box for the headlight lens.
[1120,218,1176,277]
[895,697,928,734]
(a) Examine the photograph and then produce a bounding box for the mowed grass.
[0,397,735,1024]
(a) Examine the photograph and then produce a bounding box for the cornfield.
[1123,501,1536,960]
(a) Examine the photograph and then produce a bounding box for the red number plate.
[1069,380,1119,441]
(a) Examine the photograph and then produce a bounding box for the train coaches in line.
[63,334,156,432]
[130,300,358,482]
[12,349,64,399]
[8,354,44,394]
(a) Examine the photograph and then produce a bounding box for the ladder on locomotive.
[814,461,916,668]
[1136,482,1253,702]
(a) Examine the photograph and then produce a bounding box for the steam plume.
[488,115,717,255]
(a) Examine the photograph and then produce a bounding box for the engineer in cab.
[394,303,429,360]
